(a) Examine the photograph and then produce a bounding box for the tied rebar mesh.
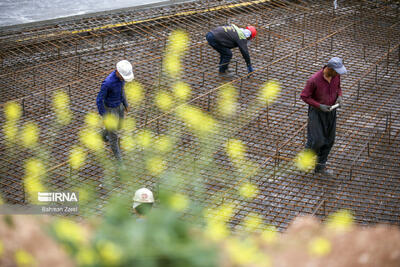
[0,0,399,231]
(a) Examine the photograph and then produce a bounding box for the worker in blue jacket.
[96,60,133,161]
[206,24,257,77]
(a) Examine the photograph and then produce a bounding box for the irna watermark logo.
[38,192,78,202]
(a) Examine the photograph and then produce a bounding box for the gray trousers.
[103,104,124,161]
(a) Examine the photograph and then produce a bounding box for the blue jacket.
[96,71,128,116]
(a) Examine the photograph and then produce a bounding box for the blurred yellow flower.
[205,219,229,241]
[261,225,278,244]
[217,84,237,117]
[69,146,86,170]
[169,193,189,212]
[176,105,215,135]
[135,130,152,148]
[0,240,3,257]
[4,101,21,121]
[98,241,122,266]
[14,249,35,267]
[168,30,189,53]
[155,135,173,153]
[76,247,96,266]
[103,113,119,131]
[85,112,101,128]
[21,122,39,148]
[243,213,263,232]
[24,158,46,202]
[164,54,181,77]
[53,218,85,244]
[120,134,135,151]
[155,91,173,111]
[239,182,259,199]
[125,81,144,106]
[79,129,103,151]
[327,209,354,231]
[260,80,281,105]
[308,237,331,257]
[52,90,71,125]
[225,139,245,160]
[173,81,191,101]
[226,238,269,266]
[146,156,166,175]
[121,117,136,131]
[3,122,18,142]
[294,149,317,172]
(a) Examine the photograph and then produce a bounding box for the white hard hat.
[116,60,134,82]
[133,188,154,209]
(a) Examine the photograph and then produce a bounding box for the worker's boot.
[314,164,333,176]
[218,70,234,78]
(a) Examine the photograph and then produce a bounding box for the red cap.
[246,26,257,39]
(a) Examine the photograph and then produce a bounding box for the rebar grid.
[0,0,399,231]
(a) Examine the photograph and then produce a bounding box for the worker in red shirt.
[300,57,346,175]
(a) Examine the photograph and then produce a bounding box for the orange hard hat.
[246,26,257,39]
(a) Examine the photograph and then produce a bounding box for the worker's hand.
[337,96,344,108]
[247,65,254,74]
[319,104,331,112]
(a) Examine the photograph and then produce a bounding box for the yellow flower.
[259,80,281,105]
[239,182,258,199]
[155,135,173,153]
[24,158,46,202]
[21,122,39,148]
[169,193,189,212]
[173,81,191,101]
[97,241,122,266]
[76,247,96,266]
[125,81,144,106]
[243,213,263,232]
[69,146,86,170]
[205,219,229,241]
[225,139,245,160]
[146,156,166,175]
[168,30,189,53]
[14,249,35,267]
[103,113,119,131]
[120,134,135,151]
[0,240,3,257]
[4,101,21,121]
[308,237,331,257]
[135,130,152,148]
[85,112,101,128]
[294,149,317,172]
[176,105,215,135]
[3,122,18,142]
[226,238,269,266]
[53,218,85,244]
[261,225,278,244]
[121,117,136,131]
[52,91,71,125]
[164,54,181,77]
[217,84,237,117]
[155,91,173,111]
[79,129,103,151]
[326,209,354,231]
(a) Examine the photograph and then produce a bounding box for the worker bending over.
[206,24,256,77]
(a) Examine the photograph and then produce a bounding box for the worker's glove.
[319,104,331,112]
[247,65,254,74]
[336,96,344,108]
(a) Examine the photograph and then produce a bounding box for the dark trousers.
[103,104,124,161]
[305,106,337,170]
[206,32,232,73]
